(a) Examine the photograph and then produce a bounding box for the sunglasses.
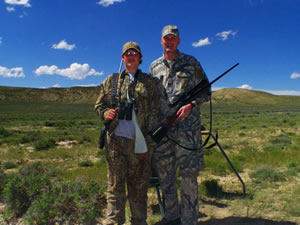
[124,51,139,56]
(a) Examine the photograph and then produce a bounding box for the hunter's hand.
[105,108,119,121]
[175,104,193,122]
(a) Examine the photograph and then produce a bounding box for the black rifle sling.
[111,73,119,108]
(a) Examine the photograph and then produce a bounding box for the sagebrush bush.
[2,162,106,224]
[44,120,55,127]
[33,138,56,151]
[250,166,286,183]
[78,160,94,167]
[25,181,105,225]
[263,144,282,151]
[3,162,54,218]
[269,134,291,145]
[0,127,10,137]
[20,131,42,144]
[3,161,17,170]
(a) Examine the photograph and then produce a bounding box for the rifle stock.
[98,120,111,149]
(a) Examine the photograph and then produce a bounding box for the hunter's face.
[122,49,141,72]
[161,34,180,53]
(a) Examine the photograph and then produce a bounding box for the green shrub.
[0,127,10,137]
[79,135,92,144]
[3,161,17,170]
[269,134,291,145]
[238,132,246,137]
[33,138,56,151]
[250,167,286,183]
[2,162,54,218]
[78,160,94,167]
[20,131,42,144]
[282,119,296,126]
[24,181,105,225]
[263,144,282,151]
[2,162,106,224]
[288,162,298,168]
[201,179,224,198]
[44,120,55,127]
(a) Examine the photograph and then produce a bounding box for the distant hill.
[212,88,300,106]
[1,86,300,108]
[0,86,100,104]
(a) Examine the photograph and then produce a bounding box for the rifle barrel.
[209,63,239,87]
[169,63,239,108]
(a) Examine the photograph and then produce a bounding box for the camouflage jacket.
[95,69,163,143]
[149,51,211,134]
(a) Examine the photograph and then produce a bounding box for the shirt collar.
[162,51,181,66]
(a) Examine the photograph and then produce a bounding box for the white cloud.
[290,72,300,79]
[74,84,98,87]
[97,0,125,7]
[237,84,252,90]
[4,0,31,7]
[192,37,211,47]
[6,6,15,12]
[52,84,61,88]
[0,66,25,78]
[263,90,300,96]
[216,30,237,40]
[212,86,225,91]
[34,63,104,80]
[52,40,76,51]
[213,85,300,96]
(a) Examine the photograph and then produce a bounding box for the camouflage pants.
[104,134,152,225]
[152,130,204,225]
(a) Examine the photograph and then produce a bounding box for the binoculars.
[118,102,133,120]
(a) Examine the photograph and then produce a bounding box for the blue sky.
[0,0,300,95]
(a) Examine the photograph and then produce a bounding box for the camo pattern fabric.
[104,134,152,225]
[95,70,163,225]
[149,51,210,167]
[150,52,210,225]
[95,69,164,145]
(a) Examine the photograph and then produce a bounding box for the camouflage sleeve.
[145,76,170,150]
[148,77,162,129]
[94,75,113,121]
[149,63,154,76]
[192,63,211,107]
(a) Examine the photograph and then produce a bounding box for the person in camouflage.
[95,41,162,225]
[149,25,211,225]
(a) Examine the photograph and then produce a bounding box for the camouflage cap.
[122,41,141,55]
[162,25,179,38]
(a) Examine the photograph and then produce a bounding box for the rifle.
[98,60,123,149]
[149,63,239,144]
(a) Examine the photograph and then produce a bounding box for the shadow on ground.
[197,217,297,225]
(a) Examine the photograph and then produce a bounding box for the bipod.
[201,130,246,195]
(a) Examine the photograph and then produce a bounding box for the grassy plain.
[0,87,300,224]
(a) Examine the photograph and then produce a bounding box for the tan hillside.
[1,86,300,107]
[212,88,300,106]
